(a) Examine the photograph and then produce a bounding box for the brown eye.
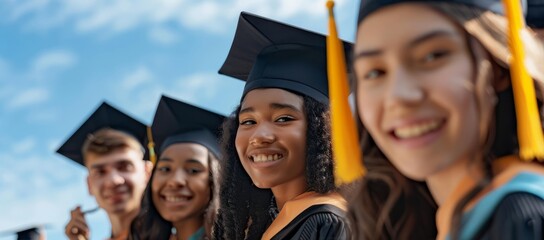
[157,166,171,173]
[239,119,256,125]
[364,69,385,80]
[422,50,449,63]
[186,168,204,175]
[275,116,294,123]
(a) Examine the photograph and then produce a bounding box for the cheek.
[90,179,103,191]
[357,92,381,133]
[235,131,248,158]
[431,63,475,116]
[150,176,163,195]
[125,173,145,188]
[190,176,211,199]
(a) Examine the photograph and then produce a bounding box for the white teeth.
[252,154,282,162]
[394,120,441,139]
[165,196,188,202]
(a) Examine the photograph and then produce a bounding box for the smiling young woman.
[213,12,352,240]
[130,96,224,240]
[349,0,544,239]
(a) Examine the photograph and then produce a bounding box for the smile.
[163,196,191,203]
[393,119,444,139]
[250,154,283,163]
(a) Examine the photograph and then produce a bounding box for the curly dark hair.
[129,150,220,240]
[213,94,336,240]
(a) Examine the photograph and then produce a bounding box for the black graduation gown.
[270,204,349,240]
[477,192,544,239]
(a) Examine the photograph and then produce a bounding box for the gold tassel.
[146,126,157,165]
[502,0,544,161]
[326,0,366,186]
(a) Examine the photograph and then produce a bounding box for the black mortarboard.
[219,11,353,103]
[150,95,225,158]
[358,0,506,25]
[56,102,148,166]
[16,227,42,240]
[0,225,47,240]
[527,0,544,28]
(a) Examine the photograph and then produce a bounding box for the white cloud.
[120,66,153,92]
[3,0,350,36]
[148,26,179,45]
[170,72,222,102]
[27,107,59,123]
[7,88,50,109]
[113,66,162,119]
[7,0,49,22]
[0,50,77,110]
[0,57,11,82]
[12,138,36,154]
[112,67,227,119]
[0,148,90,231]
[31,50,77,75]
[47,138,62,153]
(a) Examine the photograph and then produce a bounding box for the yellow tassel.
[326,0,366,186]
[502,0,544,161]
[146,126,157,165]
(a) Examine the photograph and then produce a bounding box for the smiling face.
[86,147,149,215]
[235,88,308,189]
[354,4,481,180]
[151,143,211,223]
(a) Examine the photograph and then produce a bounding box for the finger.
[70,221,89,233]
[68,227,89,239]
[77,235,88,240]
[70,206,84,217]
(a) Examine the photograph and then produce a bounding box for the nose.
[166,169,187,188]
[385,67,425,108]
[104,170,125,188]
[249,122,276,146]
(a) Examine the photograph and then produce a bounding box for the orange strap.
[261,191,346,240]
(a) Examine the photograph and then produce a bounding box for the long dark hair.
[349,2,544,240]
[129,150,220,240]
[213,94,336,240]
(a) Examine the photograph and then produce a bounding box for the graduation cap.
[150,95,225,158]
[527,0,544,28]
[357,0,508,24]
[16,227,43,240]
[219,11,353,103]
[57,102,148,166]
[0,225,47,240]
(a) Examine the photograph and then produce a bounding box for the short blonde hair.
[82,128,144,163]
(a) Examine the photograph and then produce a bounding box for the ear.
[86,175,94,196]
[144,161,154,180]
[491,62,510,92]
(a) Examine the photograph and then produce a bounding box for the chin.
[108,202,135,214]
[251,179,279,189]
[164,211,202,223]
[396,165,438,181]
[164,214,188,223]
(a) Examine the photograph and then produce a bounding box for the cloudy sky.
[0,0,357,239]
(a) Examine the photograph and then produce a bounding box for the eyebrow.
[185,159,206,165]
[158,157,173,162]
[157,158,205,164]
[239,102,301,114]
[239,106,254,115]
[89,159,132,170]
[270,103,301,112]
[354,30,456,60]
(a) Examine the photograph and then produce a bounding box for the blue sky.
[0,0,357,239]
